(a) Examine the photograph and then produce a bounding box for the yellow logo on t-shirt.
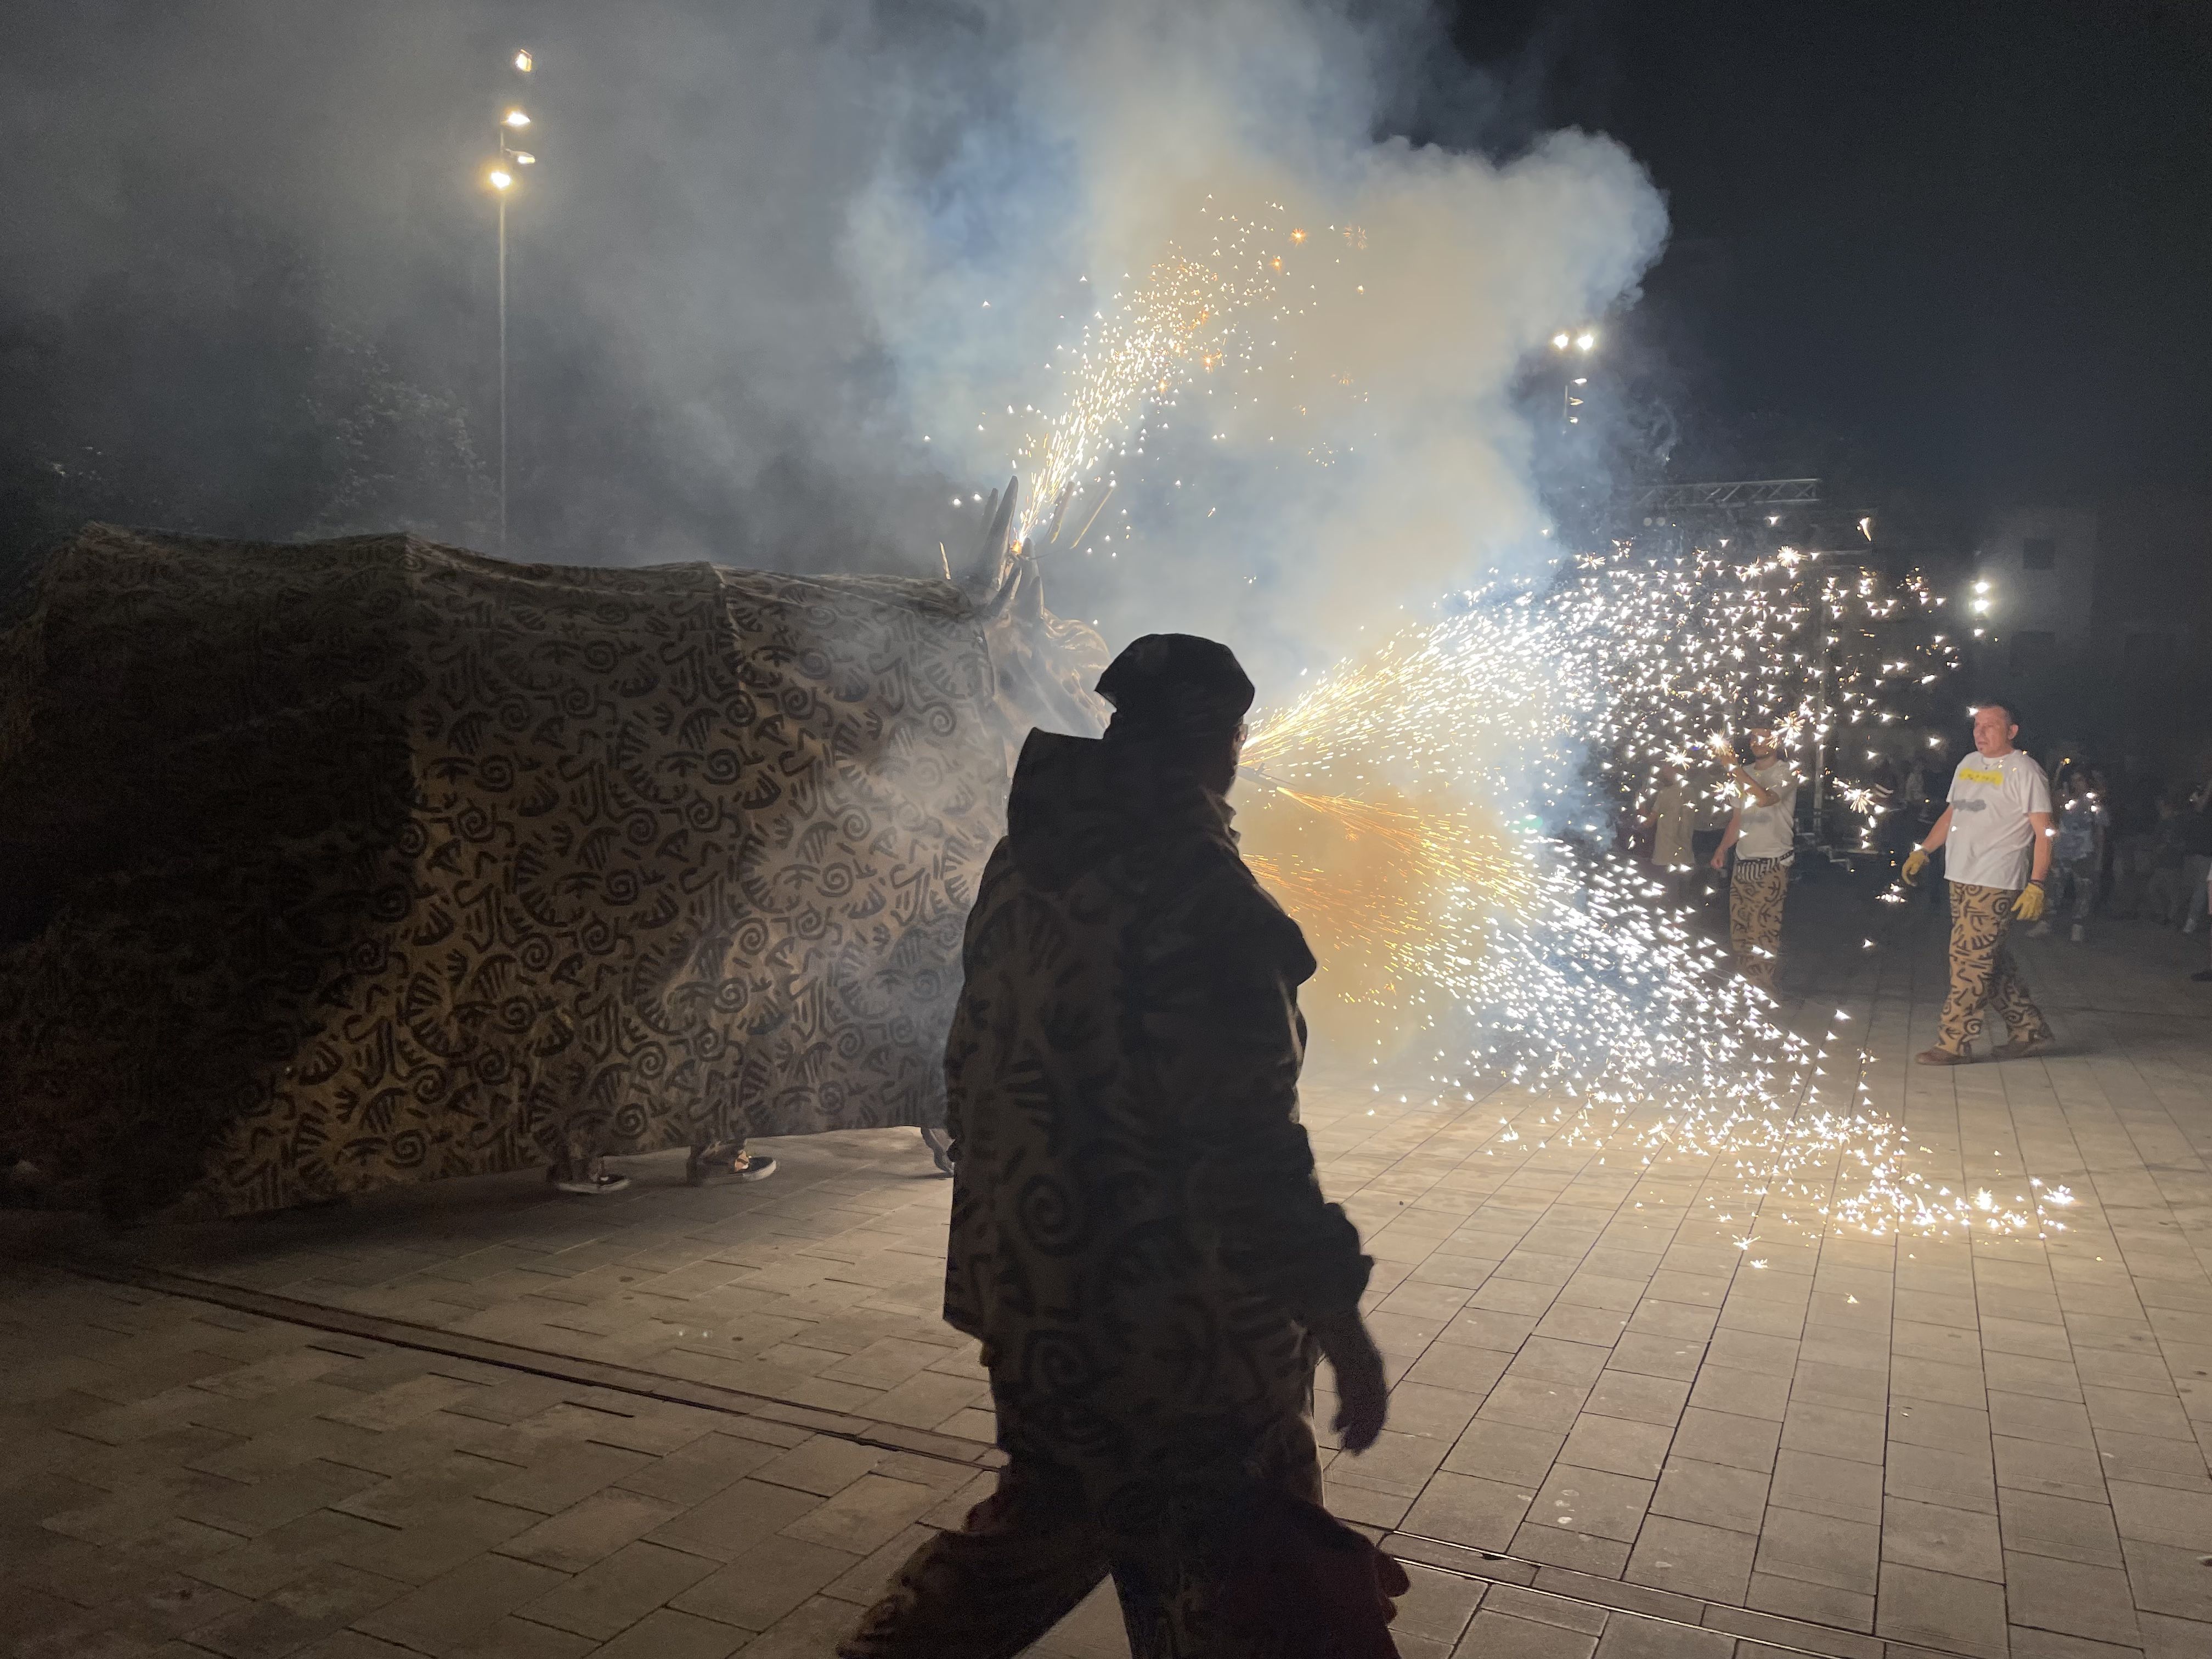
[1957,767,2005,787]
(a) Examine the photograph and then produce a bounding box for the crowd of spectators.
[1637,736,2212,983]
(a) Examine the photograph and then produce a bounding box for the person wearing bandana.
[1903,701,2057,1062]
[843,634,1399,1659]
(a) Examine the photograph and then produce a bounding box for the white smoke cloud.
[2,0,1664,641]
[844,0,1669,665]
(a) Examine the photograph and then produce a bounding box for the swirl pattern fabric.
[1936,879,2051,1054]
[0,524,1099,1219]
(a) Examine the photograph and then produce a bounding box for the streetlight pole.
[1550,328,1598,431]
[497,187,507,551]
[488,49,533,552]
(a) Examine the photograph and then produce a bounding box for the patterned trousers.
[1937,882,2052,1053]
[1729,856,1791,994]
[840,1415,1324,1659]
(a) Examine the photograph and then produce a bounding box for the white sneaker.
[551,1159,630,1195]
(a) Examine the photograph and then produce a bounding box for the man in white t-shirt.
[1710,729,1799,995]
[1902,701,2056,1062]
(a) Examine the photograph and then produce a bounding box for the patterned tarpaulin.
[0,524,1104,1220]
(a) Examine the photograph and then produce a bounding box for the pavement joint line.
[1381,1529,1974,1659]
[44,1260,1982,1659]
[53,1254,1006,1472]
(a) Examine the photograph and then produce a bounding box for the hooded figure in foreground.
[843,635,1401,1658]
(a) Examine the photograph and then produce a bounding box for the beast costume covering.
[843,724,1375,1658]
[0,524,1104,1219]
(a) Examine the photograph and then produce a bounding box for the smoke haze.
[2,1,1666,669]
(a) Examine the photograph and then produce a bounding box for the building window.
[2010,630,2056,671]
[2021,537,2056,570]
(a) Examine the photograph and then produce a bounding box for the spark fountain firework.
[1233,556,2070,1244]
[968,200,2070,1248]
[989,200,1362,548]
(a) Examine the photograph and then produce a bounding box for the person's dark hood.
[1003,728,1238,893]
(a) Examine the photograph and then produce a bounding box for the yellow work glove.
[2011,882,2047,922]
[1901,848,1929,886]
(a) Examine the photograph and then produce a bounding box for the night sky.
[1453,0,2212,506]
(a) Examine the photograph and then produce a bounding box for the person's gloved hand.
[1901,848,1929,886]
[1308,1310,1389,1453]
[2011,882,2047,922]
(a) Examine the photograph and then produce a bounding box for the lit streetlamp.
[486,49,535,550]
[1550,326,1598,425]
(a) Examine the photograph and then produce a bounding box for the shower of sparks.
[989,200,1350,544]
[969,203,2071,1245]
[1234,548,2072,1243]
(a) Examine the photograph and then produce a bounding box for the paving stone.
[1453,1610,1601,1659]
[1745,1571,1876,1634]
[642,1476,825,1564]
[511,1539,721,1639]
[1880,1497,2004,1582]
[1594,1612,1734,1659]
[1481,1584,1610,1635]
[1511,1524,1632,1577]
[1558,1415,1675,1481]
[2118,1539,2212,1623]
[2104,1479,2212,1548]
[1751,1506,1880,1595]
[611,1426,783,1507]
[1529,1465,1655,1544]
[672,1531,859,1630]
[1687,1369,1791,1425]
[493,1489,682,1573]
[1874,1561,2010,1659]
[1585,1372,1692,1427]
[475,1442,652,1515]
[1624,1515,1757,1604]
[578,1607,751,1659]
[2138,1612,2212,1659]
[749,1435,886,1497]
[1778,1404,1884,1464]
[1444,1419,1568,1487]
[735,1593,870,1658]
[325,1498,542,1585]
[186,1563,410,1659]
[1996,1487,2124,1567]
[350,1551,569,1652]
[1331,1428,1454,1497]
[1993,1434,2109,1504]
[779,1473,939,1554]
[1402,1471,1537,1552]
[820,1523,932,1607]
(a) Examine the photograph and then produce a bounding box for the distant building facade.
[1973,507,2097,674]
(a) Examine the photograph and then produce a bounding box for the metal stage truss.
[1627,478,1821,514]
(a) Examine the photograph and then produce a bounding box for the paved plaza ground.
[4,871,2209,1659]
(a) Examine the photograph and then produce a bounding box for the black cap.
[1094,633,1255,745]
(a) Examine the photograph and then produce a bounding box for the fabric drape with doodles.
[0,525,1104,1220]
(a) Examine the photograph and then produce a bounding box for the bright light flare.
[487,168,513,191]
[504,109,531,128]
[514,49,533,72]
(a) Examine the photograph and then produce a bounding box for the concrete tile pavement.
[3,873,2209,1656]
